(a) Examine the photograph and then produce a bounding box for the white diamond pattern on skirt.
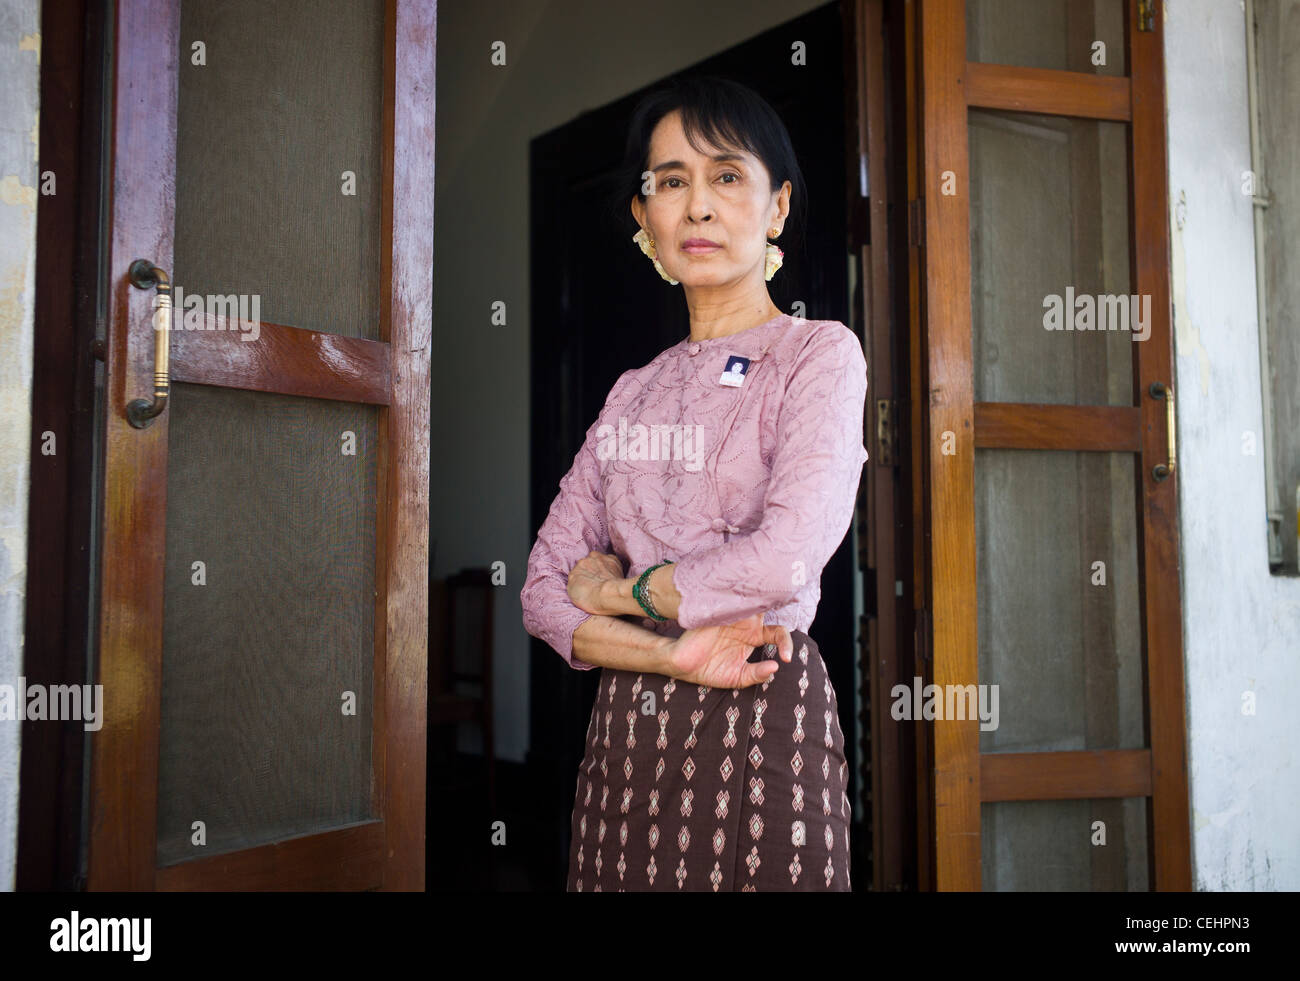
[570,634,849,892]
[715,789,730,819]
[685,709,704,749]
[751,698,768,738]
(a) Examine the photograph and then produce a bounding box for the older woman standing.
[521,75,868,891]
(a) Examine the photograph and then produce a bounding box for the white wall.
[1165,0,1300,889]
[433,0,830,762]
[0,0,39,892]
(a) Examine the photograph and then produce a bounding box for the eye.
[719,172,740,184]
[661,176,684,189]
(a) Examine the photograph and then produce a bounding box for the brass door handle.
[1150,381,1176,481]
[127,259,171,428]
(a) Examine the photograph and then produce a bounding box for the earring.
[632,227,679,285]
[765,227,783,281]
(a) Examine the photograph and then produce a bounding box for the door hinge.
[908,198,925,248]
[1138,0,1155,31]
[876,398,897,467]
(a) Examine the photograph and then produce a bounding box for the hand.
[567,550,625,615]
[664,613,793,689]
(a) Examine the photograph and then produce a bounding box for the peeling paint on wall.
[1169,189,1213,397]
[0,0,40,893]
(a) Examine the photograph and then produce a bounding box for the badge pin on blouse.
[719,355,750,387]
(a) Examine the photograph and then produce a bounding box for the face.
[630,110,790,288]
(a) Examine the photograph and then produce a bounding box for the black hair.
[604,74,808,260]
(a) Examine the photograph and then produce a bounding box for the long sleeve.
[521,378,631,670]
[671,324,868,629]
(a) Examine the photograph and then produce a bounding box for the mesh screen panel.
[174,0,385,337]
[157,383,378,865]
[982,797,1149,891]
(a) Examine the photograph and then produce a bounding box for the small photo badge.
[719,355,750,388]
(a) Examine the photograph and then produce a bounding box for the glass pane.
[157,383,378,865]
[967,0,1126,76]
[982,797,1149,890]
[970,109,1135,405]
[977,450,1144,753]
[174,0,385,337]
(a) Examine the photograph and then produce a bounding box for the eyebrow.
[649,152,748,173]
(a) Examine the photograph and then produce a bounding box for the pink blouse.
[520,312,869,670]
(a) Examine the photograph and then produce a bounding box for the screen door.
[86,0,433,890]
[910,0,1191,890]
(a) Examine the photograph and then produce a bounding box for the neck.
[684,284,783,342]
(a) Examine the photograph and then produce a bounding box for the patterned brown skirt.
[566,630,851,891]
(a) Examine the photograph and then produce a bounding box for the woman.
[520,75,868,891]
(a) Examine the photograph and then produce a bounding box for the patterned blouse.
[521,312,869,670]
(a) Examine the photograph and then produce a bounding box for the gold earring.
[632,227,679,285]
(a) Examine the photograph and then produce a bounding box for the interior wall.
[1165,0,1300,889]
[434,0,832,762]
[0,0,40,892]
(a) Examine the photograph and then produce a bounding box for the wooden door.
[909,0,1191,889]
[87,0,432,890]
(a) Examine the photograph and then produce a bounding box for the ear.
[773,180,792,225]
[630,194,646,229]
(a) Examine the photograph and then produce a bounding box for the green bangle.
[633,561,673,621]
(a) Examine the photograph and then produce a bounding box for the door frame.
[83,0,432,891]
[909,0,1191,890]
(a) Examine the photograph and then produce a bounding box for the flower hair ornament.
[764,227,784,281]
[633,227,785,284]
[632,227,678,285]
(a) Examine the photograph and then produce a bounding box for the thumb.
[741,656,778,687]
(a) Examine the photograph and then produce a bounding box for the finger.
[762,624,794,662]
[744,659,778,687]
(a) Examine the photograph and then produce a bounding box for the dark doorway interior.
[526,2,856,889]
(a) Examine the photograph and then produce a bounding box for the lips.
[681,238,722,254]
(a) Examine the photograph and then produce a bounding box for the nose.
[686,183,714,223]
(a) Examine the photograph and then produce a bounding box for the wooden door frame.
[847,0,917,893]
[910,0,1191,890]
[85,0,431,891]
[18,0,105,891]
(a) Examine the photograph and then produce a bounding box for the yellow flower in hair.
[764,243,784,281]
[632,227,679,285]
